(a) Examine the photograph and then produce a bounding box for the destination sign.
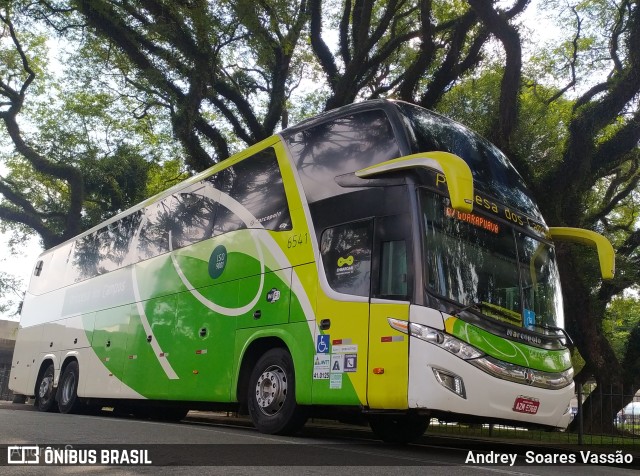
[445,207,500,234]
[433,172,547,236]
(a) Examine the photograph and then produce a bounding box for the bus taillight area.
[407,335,574,429]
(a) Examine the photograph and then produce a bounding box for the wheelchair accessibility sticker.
[316,334,330,354]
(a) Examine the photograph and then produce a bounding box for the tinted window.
[214,147,291,234]
[285,110,400,203]
[397,103,544,222]
[320,221,373,297]
[135,175,221,260]
[37,147,291,288]
[68,211,144,282]
[69,232,102,281]
[137,198,174,259]
[379,240,408,298]
[169,180,219,248]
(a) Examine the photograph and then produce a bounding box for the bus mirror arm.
[548,227,615,280]
[355,151,474,213]
[541,324,575,350]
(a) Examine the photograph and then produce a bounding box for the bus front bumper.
[408,338,574,429]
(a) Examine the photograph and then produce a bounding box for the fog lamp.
[432,367,466,399]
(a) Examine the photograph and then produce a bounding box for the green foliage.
[435,68,502,137]
[0,271,23,315]
[0,3,637,428]
[145,158,189,199]
[436,68,573,183]
[603,293,640,361]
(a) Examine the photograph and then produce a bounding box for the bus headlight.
[387,319,574,390]
[388,319,483,360]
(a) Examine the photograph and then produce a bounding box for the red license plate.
[513,396,540,414]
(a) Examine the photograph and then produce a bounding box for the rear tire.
[368,414,429,444]
[35,363,56,412]
[57,361,82,414]
[247,348,307,435]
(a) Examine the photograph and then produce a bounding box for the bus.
[9,100,614,443]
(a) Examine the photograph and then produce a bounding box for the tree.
[0,2,185,249]
[603,293,640,362]
[0,0,638,434]
[434,0,640,433]
[0,271,23,315]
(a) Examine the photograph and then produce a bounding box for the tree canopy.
[0,0,638,433]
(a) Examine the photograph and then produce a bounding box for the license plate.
[513,396,540,414]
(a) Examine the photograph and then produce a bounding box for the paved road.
[0,402,637,475]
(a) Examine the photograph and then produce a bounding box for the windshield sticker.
[524,309,536,329]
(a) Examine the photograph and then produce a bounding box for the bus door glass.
[368,214,411,409]
[314,220,373,405]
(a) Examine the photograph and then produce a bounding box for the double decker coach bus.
[9,100,614,443]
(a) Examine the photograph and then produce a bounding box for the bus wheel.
[368,414,429,444]
[57,361,81,414]
[35,363,56,412]
[247,348,307,435]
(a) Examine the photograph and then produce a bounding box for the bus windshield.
[420,189,564,332]
[397,102,544,223]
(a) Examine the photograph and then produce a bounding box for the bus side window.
[284,109,401,204]
[379,240,408,298]
[320,221,373,297]
[137,199,174,259]
[170,178,219,249]
[214,147,291,234]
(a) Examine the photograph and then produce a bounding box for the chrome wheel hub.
[255,365,287,416]
[39,374,53,400]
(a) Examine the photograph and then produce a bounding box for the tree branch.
[468,0,527,154]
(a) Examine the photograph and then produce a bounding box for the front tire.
[35,363,56,412]
[247,348,307,435]
[368,414,429,444]
[57,361,81,414]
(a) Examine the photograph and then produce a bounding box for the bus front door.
[312,219,373,406]
[367,215,411,409]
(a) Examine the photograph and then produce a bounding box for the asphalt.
[1,400,639,466]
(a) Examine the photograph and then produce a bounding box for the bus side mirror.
[548,227,615,280]
[355,151,474,213]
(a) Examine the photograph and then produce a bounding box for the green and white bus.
[9,100,614,442]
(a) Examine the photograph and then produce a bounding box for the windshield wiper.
[450,300,483,316]
[539,324,574,348]
[526,322,574,348]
